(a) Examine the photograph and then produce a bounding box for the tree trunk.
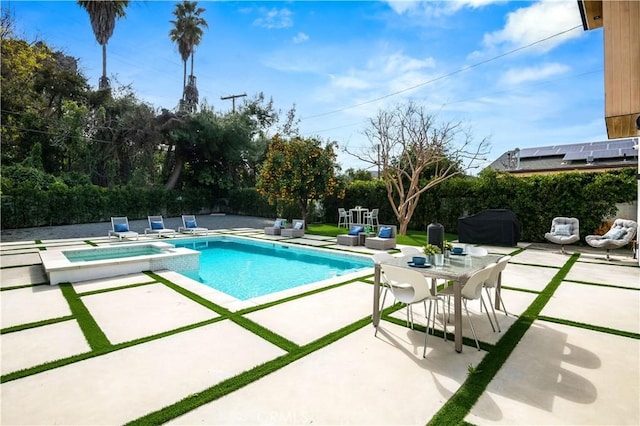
[164,157,184,190]
[190,52,195,77]
[102,43,107,82]
[182,60,187,101]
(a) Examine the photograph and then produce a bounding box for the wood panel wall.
[603,1,640,138]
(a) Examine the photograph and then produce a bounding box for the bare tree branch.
[344,101,490,235]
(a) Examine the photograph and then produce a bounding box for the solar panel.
[607,140,635,150]
[534,148,563,157]
[563,151,589,161]
[591,149,621,160]
[563,144,586,152]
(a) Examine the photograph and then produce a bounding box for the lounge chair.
[281,219,305,238]
[365,225,397,250]
[544,217,580,254]
[337,224,366,246]
[178,215,209,235]
[145,215,175,238]
[264,218,285,235]
[586,218,637,260]
[108,217,139,241]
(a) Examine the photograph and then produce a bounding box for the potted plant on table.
[423,244,442,265]
[443,240,454,258]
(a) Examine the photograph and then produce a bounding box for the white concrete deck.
[1,231,638,425]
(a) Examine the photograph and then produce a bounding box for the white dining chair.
[378,264,447,357]
[364,208,379,230]
[372,252,396,310]
[483,255,512,323]
[441,263,496,350]
[468,246,488,257]
[337,208,351,228]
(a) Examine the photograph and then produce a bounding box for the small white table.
[349,207,368,225]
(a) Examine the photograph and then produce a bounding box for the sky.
[2,0,607,172]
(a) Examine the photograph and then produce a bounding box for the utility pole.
[220,93,247,112]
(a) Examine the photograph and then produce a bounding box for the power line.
[301,25,584,121]
[302,67,602,137]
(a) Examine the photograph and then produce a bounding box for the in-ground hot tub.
[39,242,199,285]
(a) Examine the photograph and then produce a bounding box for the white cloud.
[385,0,502,18]
[482,0,583,54]
[329,74,371,90]
[499,62,570,86]
[293,32,309,44]
[253,8,293,29]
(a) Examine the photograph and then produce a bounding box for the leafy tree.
[169,0,207,112]
[159,106,253,192]
[77,0,129,90]
[257,135,342,224]
[347,101,489,235]
[345,168,374,182]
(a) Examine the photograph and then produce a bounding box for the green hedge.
[325,168,636,242]
[2,168,636,244]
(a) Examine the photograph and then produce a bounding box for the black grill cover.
[457,209,521,246]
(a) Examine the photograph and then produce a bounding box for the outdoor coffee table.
[372,253,502,353]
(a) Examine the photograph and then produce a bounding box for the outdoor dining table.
[372,253,503,353]
[350,207,369,226]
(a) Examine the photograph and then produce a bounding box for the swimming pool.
[173,236,372,300]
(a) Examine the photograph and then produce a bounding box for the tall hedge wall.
[326,168,637,243]
[2,168,636,245]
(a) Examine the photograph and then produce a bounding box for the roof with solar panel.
[488,138,638,174]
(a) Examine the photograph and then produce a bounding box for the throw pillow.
[554,224,572,236]
[294,221,303,230]
[348,225,364,236]
[378,226,392,238]
[114,223,129,232]
[601,228,626,240]
[273,219,282,229]
[151,221,163,230]
[186,220,197,229]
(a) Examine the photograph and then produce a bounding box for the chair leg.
[484,287,501,332]
[479,294,496,332]
[463,300,481,351]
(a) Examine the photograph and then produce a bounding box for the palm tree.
[77,0,129,90]
[169,0,207,111]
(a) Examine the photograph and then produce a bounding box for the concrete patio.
[1,224,638,425]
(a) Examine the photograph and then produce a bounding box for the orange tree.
[257,135,342,225]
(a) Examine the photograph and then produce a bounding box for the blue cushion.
[554,224,572,236]
[602,228,626,240]
[186,220,197,229]
[273,219,282,229]
[114,223,128,232]
[294,221,303,230]
[151,221,163,230]
[378,226,392,238]
[348,225,364,236]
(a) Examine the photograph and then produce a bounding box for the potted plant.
[443,240,454,258]
[423,244,442,264]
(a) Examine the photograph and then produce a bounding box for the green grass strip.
[538,316,640,339]
[77,281,157,296]
[59,283,111,351]
[125,316,372,426]
[1,315,75,334]
[84,240,98,247]
[1,317,222,384]
[147,272,299,353]
[562,279,639,291]
[428,253,580,426]
[0,282,49,291]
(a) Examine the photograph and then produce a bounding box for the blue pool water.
[172,237,372,300]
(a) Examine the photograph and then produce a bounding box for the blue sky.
[3,0,606,172]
